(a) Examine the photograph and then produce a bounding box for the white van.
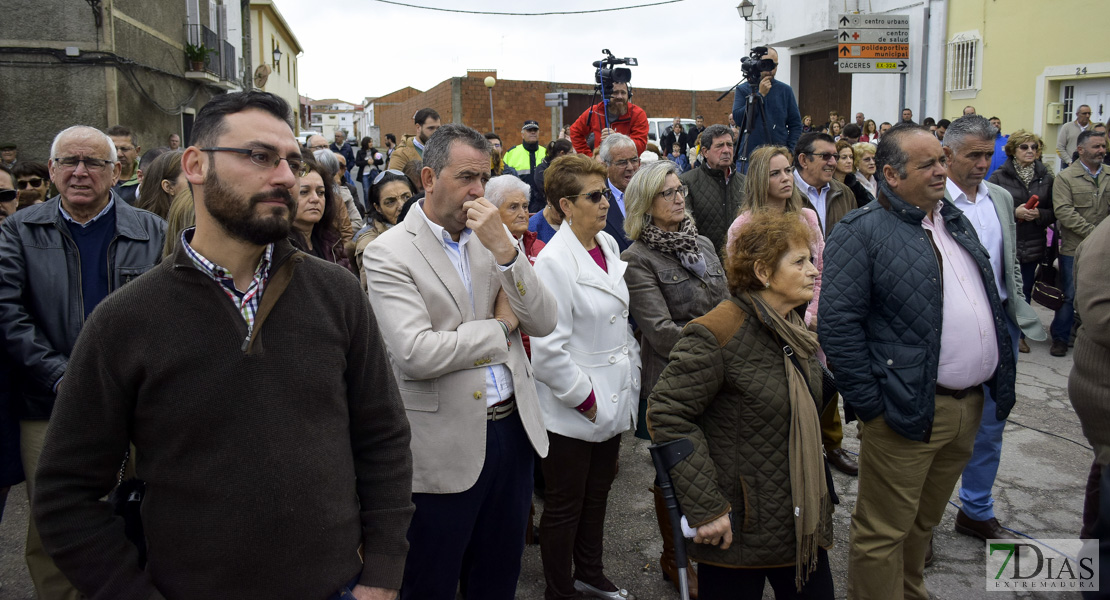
[646,118,696,146]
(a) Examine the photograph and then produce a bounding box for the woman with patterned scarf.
[622,159,729,598]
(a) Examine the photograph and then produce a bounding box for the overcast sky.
[279,0,750,102]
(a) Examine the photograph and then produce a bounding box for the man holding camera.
[569,81,648,158]
[730,47,803,163]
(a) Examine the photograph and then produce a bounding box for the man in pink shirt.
[820,125,1016,600]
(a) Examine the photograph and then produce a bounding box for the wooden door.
[797,48,853,130]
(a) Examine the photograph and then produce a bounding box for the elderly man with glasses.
[0,125,166,600]
[598,133,642,252]
[1057,105,1095,169]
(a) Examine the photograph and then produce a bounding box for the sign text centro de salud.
[837,14,910,74]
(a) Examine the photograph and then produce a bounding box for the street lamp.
[272,47,282,66]
[736,1,768,27]
[484,76,496,133]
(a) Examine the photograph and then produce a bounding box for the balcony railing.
[186,23,238,84]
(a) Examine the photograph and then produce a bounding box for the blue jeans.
[328,575,362,600]
[1049,254,1076,342]
[958,315,1021,521]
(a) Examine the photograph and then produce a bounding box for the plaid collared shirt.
[181,228,274,334]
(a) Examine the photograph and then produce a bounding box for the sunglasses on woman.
[17,178,45,189]
[1018,144,1039,151]
[373,169,406,185]
[567,188,613,204]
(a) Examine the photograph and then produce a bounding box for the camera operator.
[731,47,803,161]
[569,81,648,158]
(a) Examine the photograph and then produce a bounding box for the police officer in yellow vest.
[503,120,547,208]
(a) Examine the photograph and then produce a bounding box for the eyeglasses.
[657,185,688,203]
[17,178,44,189]
[612,157,641,169]
[1018,143,1039,151]
[374,169,406,185]
[0,190,15,203]
[200,147,308,177]
[806,152,839,163]
[567,188,613,204]
[54,156,116,171]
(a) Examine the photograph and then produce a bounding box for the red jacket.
[569,101,648,157]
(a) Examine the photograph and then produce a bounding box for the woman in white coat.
[531,154,642,600]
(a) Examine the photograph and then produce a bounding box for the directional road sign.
[544,92,569,107]
[837,13,910,74]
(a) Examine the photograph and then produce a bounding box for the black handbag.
[1032,226,1066,311]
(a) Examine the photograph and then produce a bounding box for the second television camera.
[593,49,638,98]
[740,46,776,85]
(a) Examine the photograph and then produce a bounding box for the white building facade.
[742,0,948,127]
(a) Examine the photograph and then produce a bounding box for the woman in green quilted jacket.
[647,210,835,599]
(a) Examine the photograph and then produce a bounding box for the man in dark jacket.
[31,92,414,600]
[820,126,1016,600]
[660,117,689,157]
[731,47,802,163]
[0,125,167,599]
[331,130,356,185]
[599,132,641,252]
[680,125,745,255]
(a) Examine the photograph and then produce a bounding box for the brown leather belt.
[487,396,516,421]
[935,384,981,399]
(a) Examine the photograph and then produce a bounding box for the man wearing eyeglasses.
[106,125,141,206]
[31,92,414,600]
[1057,104,1094,169]
[792,130,860,477]
[0,125,166,600]
[598,133,641,252]
[679,125,746,256]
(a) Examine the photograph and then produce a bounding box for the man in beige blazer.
[365,124,557,600]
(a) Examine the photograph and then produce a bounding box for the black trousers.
[699,548,834,600]
[400,411,533,600]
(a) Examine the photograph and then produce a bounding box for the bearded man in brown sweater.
[32,91,414,600]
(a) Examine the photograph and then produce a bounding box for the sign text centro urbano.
[837,13,910,74]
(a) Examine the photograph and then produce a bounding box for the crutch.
[648,438,695,600]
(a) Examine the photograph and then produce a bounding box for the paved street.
[0,306,1091,598]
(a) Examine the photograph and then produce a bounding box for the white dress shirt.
[417,202,514,407]
[947,179,1007,302]
[795,170,830,232]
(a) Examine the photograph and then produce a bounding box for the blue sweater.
[528,211,559,244]
[731,78,803,157]
[65,209,116,319]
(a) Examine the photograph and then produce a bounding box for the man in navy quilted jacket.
[820,125,1016,600]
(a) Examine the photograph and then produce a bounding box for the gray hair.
[699,124,733,151]
[598,133,636,165]
[623,159,683,241]
[423,123,491,176]
[313,148,340,177]
[484,175,531,208]
[942,114,998,150]
[50,126,118,163]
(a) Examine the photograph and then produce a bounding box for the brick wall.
[375,76,733,149]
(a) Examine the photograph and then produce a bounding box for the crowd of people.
[0,52,1107,600]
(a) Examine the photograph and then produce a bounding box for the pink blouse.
[726,208,825,326]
